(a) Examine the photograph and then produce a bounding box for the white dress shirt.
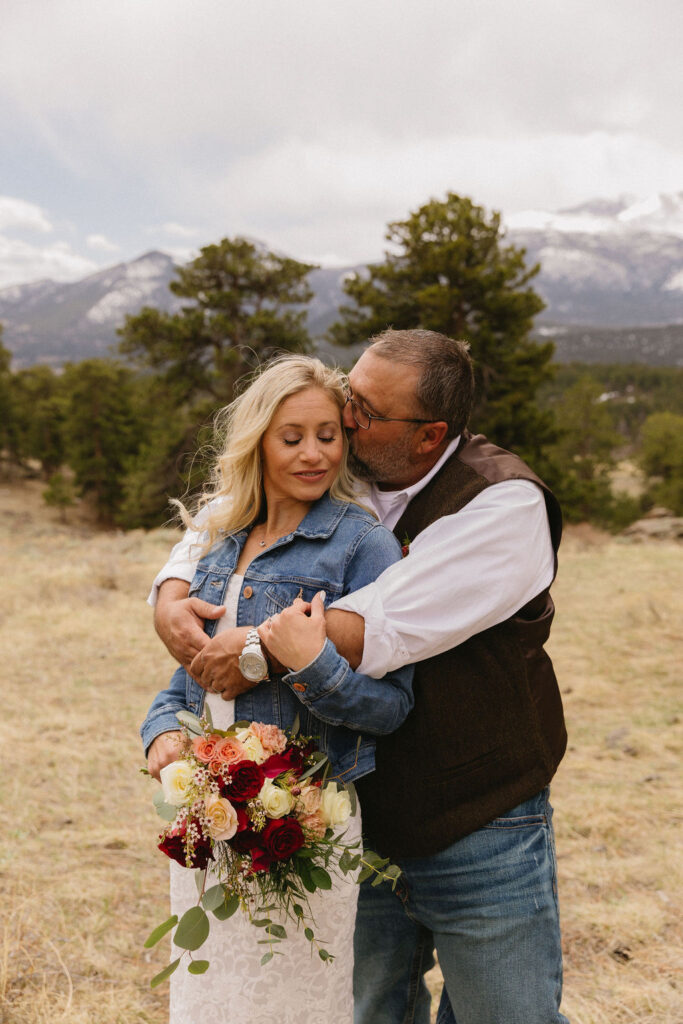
[149,438,555,679]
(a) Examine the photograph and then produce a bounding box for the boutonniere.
[401,533,411,558]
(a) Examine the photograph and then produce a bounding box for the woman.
[141,355,413,1024]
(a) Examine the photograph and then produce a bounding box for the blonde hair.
[175,355,360,550]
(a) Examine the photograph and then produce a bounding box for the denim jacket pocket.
[188,570,210,597]
[263,581,327,616]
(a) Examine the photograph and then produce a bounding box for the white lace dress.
[168,575,361,1024]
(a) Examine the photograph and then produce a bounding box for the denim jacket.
[141,494,414,781]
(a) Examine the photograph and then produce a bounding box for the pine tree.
[329,192,555,459]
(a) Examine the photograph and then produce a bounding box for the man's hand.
[154,578,225,672]
[189,626,258,699]
[147,730,185,781]
[262,592,327,671]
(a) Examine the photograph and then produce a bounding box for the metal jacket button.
[243,585,253,598]
[292,682,306,692]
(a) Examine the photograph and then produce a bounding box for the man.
[150,329,568,1024]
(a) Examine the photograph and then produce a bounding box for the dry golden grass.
[0,482,681,1024]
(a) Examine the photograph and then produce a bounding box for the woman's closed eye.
[282,433,338,446]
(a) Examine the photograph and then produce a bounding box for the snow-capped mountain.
[1,194,682,367]
[503,192,683,329]
[0,251,180,365]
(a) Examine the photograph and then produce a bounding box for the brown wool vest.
[356,432,566,858]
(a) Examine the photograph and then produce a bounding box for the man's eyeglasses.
[344,393,434,430]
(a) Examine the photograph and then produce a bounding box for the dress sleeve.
[281,524,414,735]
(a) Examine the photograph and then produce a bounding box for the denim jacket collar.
[231,492,350,547]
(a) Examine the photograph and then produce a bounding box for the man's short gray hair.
[367,328,475,438]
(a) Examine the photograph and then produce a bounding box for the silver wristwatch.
[238,628,269,682]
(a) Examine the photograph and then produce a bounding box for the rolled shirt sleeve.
[330,479,555,678]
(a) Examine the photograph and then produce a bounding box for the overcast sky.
[1,0,682,287]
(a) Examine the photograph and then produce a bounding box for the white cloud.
[0,235,97,288]
[158,222,200,240]
[0,195,52,233]
[86,233,120,253]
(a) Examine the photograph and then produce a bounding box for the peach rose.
[295,781,322,816]
[204,795,238,841]
[192,734,221,764]
[214,737,246,765]
[248,722,287,756]
[299,811,326,840]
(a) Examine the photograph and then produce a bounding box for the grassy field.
[0,482,680,1024]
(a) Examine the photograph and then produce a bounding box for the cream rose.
[204,795,238,840]
[235,727,267,764]
[258,779,294,819]
[320,782,351,827]
[160,760,195,807]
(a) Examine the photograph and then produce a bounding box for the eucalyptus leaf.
[201,885,226,912]
[176,710,203,735]
[188,959,210,975]
[174,906,210,951]
[150,958,180,988]
[290,713,300,736]
[195,869,206,896]
[144,915,178,948]
[304,927,314,942]
[152,789,178,822]
[310,867,332,890]
[319,949,331,961]
[212,893,240,921]
[232,720,251,730]
[297,752,329,783]
[344,780,358,816]
[357,866,373,884]
[203,702,214,731]
[251,918,272,928]
[265,923,287,939]
[261,952,274,966]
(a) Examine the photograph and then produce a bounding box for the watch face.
[239,651,267,681]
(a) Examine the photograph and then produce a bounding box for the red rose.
[261,818,305,861]
[250,847,273,873]
[158,821,213,870]
[262,747,304,778]
[221,760,265,801]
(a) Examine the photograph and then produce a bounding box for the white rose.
[235,728,267,764]
[258,779,294,819]
[320,782,351,827]
[204,795,238,840]
[160,760,195,807]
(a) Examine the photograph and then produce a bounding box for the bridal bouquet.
[143,710,399,987]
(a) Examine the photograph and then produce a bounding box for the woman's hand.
[260,591,327,672]
[147,730,185,781]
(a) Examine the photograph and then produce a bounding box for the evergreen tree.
[117,237,317,525]
[61,359,142,522]
[640,412,683,514]
[0,330,14,470]
[329,192,555,458]
[543,375,637,527]
[9,364,65,476]
[119,237,316,407]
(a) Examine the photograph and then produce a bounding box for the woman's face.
[261,386,344,505]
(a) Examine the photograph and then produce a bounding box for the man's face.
[343,351,424,489]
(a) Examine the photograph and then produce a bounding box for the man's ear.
[415,421,449,455]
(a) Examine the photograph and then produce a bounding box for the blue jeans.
[354,788,569,1024]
